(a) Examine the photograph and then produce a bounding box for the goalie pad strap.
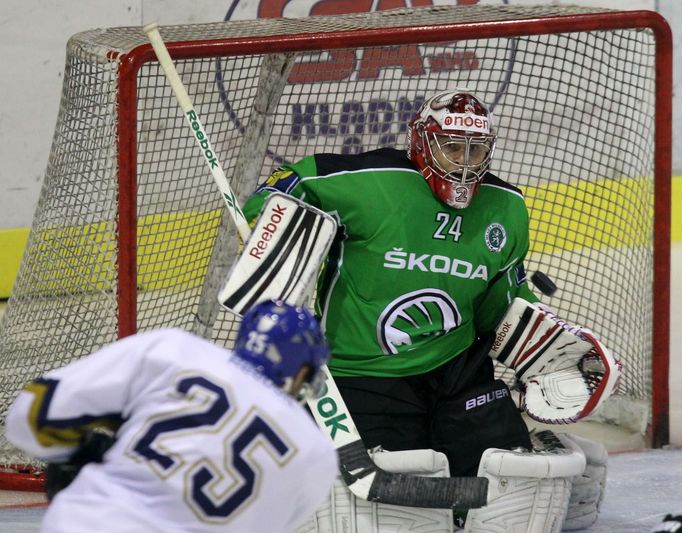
[482,430,586,479]
[481,442,585,479]
[373,448,450,475]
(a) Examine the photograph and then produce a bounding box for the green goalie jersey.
[243,148,537,378]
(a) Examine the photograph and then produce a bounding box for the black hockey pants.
[334,338,532,477]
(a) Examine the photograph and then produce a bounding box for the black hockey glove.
[45,430,115,501]
[651,515,682,533]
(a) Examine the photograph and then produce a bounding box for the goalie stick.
[144,22,487,510]
[143,22,250,242]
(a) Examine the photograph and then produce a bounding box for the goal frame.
[0,6,674,495]
[114,9,672,447]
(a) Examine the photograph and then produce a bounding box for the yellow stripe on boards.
[1,176,681,299]
[0,209,222,298]
[0,228,29,296]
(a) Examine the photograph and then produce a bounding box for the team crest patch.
[266,168,293,186]
[485,223,507,252]
[256,168,300,194]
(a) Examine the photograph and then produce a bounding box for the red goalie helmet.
[408,90,497,209]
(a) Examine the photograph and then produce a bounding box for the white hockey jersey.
[5,328,338,533]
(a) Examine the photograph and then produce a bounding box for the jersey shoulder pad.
[314,147,414,176]
[481,172,524,198]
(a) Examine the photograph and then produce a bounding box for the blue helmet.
[234,300,330,401]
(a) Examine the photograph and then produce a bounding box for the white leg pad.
[464,431,586,533]
[559,433,608,531]
[296,448,453,533]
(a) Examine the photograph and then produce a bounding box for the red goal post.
[0,4,672,490]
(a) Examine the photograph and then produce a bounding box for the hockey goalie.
[144,27,622,532]
[224,89,622,532]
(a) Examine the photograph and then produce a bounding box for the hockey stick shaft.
[143,22,250,242]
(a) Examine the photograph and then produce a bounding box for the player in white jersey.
[5,300,338,533]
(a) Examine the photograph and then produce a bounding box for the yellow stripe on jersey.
[25,381,121,448]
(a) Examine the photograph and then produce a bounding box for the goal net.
[0,4,672,487]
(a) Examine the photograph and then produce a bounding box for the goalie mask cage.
[0,5,672,489]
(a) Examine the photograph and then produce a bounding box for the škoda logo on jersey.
[383,248,489,280]
[377,289,462,355]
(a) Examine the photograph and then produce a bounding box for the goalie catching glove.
[489,298,622,424]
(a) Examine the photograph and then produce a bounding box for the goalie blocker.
[218,192,337,314]
[489,297,622,424]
